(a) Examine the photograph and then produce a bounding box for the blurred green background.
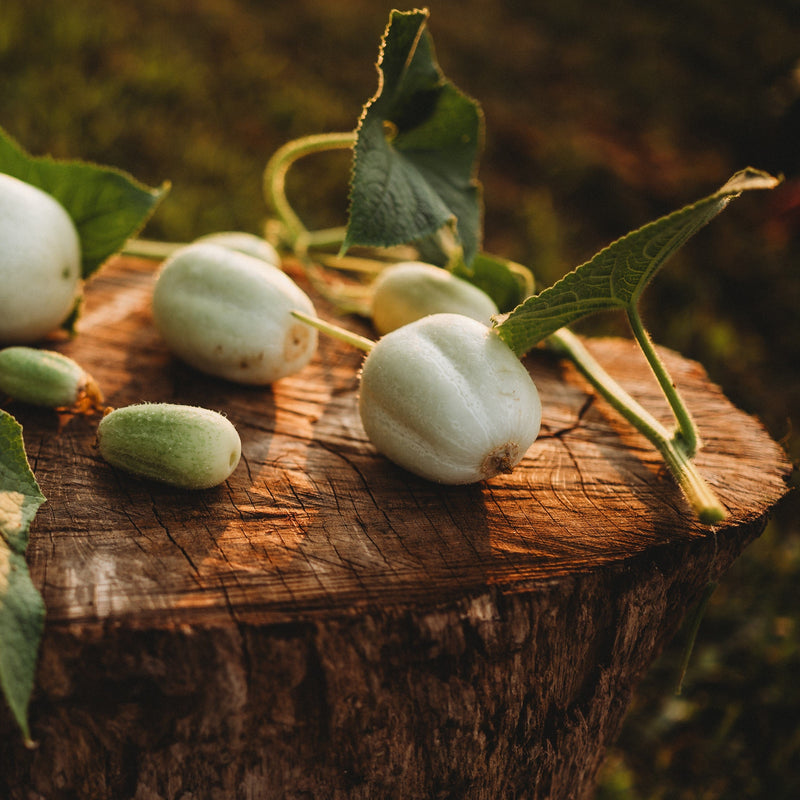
[2,0,798,796]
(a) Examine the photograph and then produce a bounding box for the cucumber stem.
[122,238,185,260]
[291,311,374,353]
[304,225,349,251]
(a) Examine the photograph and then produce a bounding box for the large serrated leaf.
[0,410,46,743]
[344,9,483,264]
[496,168,780,357]
[0,126,168,279]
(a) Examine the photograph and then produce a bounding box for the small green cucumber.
[97,403,242,490]
[0,346,103,411]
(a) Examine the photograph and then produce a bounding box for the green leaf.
[0,411,46,556]
[0,543,45,745]
[344,9,483,264]
[0,410,47,743]
[496,168,781,357]
[452,251,531,313]
[0,125,169,279]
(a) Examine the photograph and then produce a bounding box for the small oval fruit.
[358,313,541,484]
[0,173,82,344]
[97,403,242,489]
[194,231,281,267]
[151,242,317,385]
[0,346,103,411]
[370,261,499,335]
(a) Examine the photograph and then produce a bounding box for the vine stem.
[266,131,723,524]
[627,303,700,456]
[549,328,726,525]
[263,132,357,252]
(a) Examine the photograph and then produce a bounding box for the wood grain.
[18,255,789,627]
[1,255,792,799]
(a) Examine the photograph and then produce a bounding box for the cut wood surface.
[1,255,792,800]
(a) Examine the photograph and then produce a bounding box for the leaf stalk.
[549,328,726,524]
[627,304,700,456]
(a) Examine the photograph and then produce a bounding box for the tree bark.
[0,255,792,799]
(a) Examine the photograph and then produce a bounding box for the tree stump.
[0,255,792,800]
